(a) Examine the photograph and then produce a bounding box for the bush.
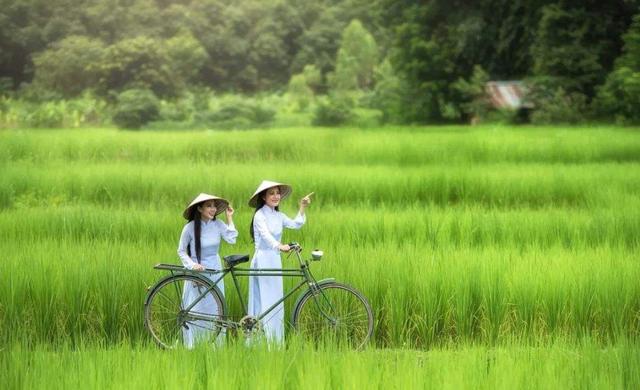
[529,87,588,124]
[348,108,383,128]
[97,37,177,99]
[24,102,66,128]
[195,100,275,130]
[32,36,105,98]
[0,77,13,98]
[0,95,110,129]
[16,83,63,103]
[288,74,314,112]
[592,15,640,125]
[312,96,354,126]
[112,89,160,129]
[158,99,193,122]
[594,67,640,125]
[452,65,492,122]
[369,59,410,124]
[66,95,110,126]
[482,109,525,125]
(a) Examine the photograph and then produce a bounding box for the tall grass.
[1,126,638,350]
[1,206,639,347]
[1,204,639,250]
[2,161,639,209]
[2,339,639,389]
[2,126,640,165]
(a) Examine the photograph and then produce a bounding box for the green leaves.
[32,36,105,98]
[452,65,491,121]
[331,20,378,92]
[531,5,604,97]
[97,37,177,99]
[594,14,640,124]
[112,89,160,130]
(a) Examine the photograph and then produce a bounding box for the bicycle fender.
[290,278,336,323]
[144,272,219,306]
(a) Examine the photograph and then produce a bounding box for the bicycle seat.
[224,254,250,268]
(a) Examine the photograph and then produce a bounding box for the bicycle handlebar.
[287,242,302,252]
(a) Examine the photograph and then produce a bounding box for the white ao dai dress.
[177,219,237,348]
[248,205,305,343]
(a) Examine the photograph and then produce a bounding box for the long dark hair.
[186,201,218,263]
[250,193,278,242]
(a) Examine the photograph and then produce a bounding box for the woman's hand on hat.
[225,205,234,218]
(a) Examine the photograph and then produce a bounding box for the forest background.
[1,0,640,129]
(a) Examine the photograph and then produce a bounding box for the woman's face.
[197,200,217,221]
[262,187,281,208]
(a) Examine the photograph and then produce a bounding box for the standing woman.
[177,193,237,348]
[247,180,312,344]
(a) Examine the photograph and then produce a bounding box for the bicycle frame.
[155,248,328,329]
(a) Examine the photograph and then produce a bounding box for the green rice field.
[1,126,639,388]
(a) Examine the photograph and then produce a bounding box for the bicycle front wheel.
[144,274,225,349]
[292,282,373,349]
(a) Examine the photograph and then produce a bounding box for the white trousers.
[248,249,285,343]
[181,259,225,349]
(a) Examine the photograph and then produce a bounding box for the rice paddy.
[1,125,639,388]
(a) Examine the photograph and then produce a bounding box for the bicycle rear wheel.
[144,274,225,349]
[292,282,373,349]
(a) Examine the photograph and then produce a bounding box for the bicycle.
[144,242,374,349]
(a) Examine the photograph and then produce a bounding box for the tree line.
[1,0,639,125]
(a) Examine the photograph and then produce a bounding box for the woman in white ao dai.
[247,180,312,344]
[177,193,237,348]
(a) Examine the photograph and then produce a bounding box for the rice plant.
[1,126,638,348]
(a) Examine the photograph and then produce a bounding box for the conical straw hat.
[248,180,292,207]
[183,193,229,220]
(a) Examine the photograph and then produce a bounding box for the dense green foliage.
[112,89,161,129]
[311,96,354,126]
[0,0,379,93]
[2,0,639,124]
[31,36,105,98]
[452,66,492,122]
[195,99,276,130]
[330,20,378,92]
[594,14,640,124]
[0,96,110,128]
[382,0,639,123]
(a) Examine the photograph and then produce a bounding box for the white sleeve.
[282,211,306,229]
[253,211,281,250]
[217,220,238,244]
[177,223,197,270]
